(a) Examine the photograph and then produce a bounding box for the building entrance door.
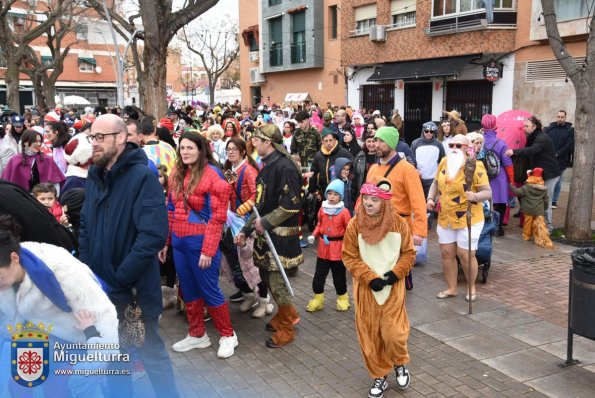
[403,82,432,144]
[445,80,493,132]
[361,83,394,120]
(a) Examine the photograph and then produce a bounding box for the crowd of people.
[0,100,573,398]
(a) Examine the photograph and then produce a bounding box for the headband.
[360,182,392,200]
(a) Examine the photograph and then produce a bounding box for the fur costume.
[342,189,416,378]
[0,242,119,347]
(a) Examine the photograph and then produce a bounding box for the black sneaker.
[229,291,245,302]
[551,202,557,209]
[395,365,410,390]
[368,377,388,398]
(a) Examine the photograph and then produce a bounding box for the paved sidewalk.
[153,167,595,397]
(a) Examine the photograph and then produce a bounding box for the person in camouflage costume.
[291,110,322,169]
[238,124,303,349]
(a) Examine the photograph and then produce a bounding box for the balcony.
[425,9,516,36]
[291,41,306,64]
[269,42,283,67]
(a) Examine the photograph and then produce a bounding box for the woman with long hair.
[221,137,272,317]
[160,131,238,358]
[44,120,70,174]
[1,129,65,192]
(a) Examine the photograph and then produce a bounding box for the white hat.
[64,133,93,167]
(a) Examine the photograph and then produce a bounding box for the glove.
[384,271,398,285]
[369,278,386,292]
[323,235,330,245]
[236,199,254,216]
[307,235,316,245]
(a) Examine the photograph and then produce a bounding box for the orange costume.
[366,159,427,238]
[342,202,416,378]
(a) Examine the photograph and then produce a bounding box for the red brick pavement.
[480,253,572,328]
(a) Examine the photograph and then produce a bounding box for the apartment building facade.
[239,0,344,108]
[342,0,518,143]
[512,0,589,124]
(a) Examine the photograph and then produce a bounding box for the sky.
[174,0,238,22]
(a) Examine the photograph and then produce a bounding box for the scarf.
[321,142,338,156]
[322,200,344,215]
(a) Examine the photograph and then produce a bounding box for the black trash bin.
[569,247,595,340]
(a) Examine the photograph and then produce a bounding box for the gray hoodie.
[411,122,445,180]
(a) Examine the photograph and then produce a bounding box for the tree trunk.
[209,81,216,106]
[140,45,168,117]
[564,81,595,240]
[43,76,56,109]
[4,62,21,113]
[31,74,47,111]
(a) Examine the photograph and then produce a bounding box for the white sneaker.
[217,332,238,359]
[171,333,211,352]
[395,365,410,390]
[369,377,388,398]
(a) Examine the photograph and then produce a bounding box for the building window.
[41,56,53,66]
[269,0,281,6]
[433,0,516,17]
[391,0,416,28]
[354,4,377,34]
[554,0,590,21]
[291,11,306,64]
[269,17,283,67]
[494,0,514,7]
[76,22,88,40]
[248,32,259,51]
[79,58,96,72]
[329,5,338,39]
[0,50,6,68]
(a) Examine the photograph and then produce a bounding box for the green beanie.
[375,126,399,150]
[321,127,338,139]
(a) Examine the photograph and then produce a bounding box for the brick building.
[238,0,344,109]
[512,0,588,125]
[342,0,518,143]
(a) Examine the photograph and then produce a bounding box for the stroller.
[456,202,499,283]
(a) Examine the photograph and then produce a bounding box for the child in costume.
[342,178,416,398]
[306,179,352,312]
[32,182,69,227]
[509,168,554,249]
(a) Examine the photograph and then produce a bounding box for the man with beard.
[342,178,416,396]
[544,110,574,208]
[427,134,491,302]
[366,126,427,246]
[79,114,179,398]
[237,124,303,349]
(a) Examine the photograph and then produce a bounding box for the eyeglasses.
[86,132,121,143]
[226,147,239,153]
[424,130,434,133]
[448,143,464,149]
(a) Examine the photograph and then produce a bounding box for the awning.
[78,57,96,66]
[367,54,479,82]
[284,93,311,102]
[241,25,259,47]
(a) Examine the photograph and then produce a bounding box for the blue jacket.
[79,144,167,320]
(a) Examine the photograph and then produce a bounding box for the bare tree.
[0,0,72,112]
[180,17,239,105]
[541,0,595,240]
[22,2,85,110]
[86,0,219,117]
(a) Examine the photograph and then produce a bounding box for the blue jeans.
[544,176,560,232]
[552,169,564,204]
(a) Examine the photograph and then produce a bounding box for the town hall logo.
[8,322,51,387]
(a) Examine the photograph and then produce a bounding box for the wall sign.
[483,59,503,82]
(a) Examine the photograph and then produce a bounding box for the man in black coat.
[505,116,560,232]
[544,110,574,208]
[309,128,354,200]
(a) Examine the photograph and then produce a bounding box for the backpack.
[482,140,501,179]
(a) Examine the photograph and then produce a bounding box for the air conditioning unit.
[369,25,387,42]
[248,51,259,62]
[250,67,266,84]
